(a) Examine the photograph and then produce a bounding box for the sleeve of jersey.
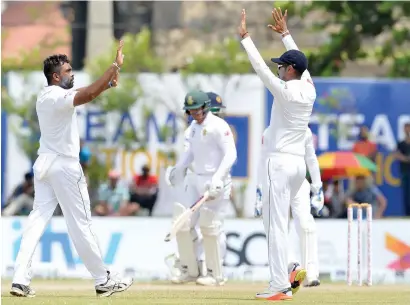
[183,127,191,152]
[281,35,313,84]
[214,123,237,181]
[183,127,195,173]
[241,37,286,98]
[175,136,194,172]
[304,130,322,189]
[56,89,77,110]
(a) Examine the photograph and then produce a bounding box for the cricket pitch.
[2,280,410,304]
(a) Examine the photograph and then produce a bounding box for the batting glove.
[207,178,224,199]
[254,185,263,218]
[310,184,324,217]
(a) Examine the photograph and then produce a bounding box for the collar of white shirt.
[195,112,213,126]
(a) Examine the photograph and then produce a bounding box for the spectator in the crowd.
[352,125,378,162]
[3,172,34,216]
[94,169,138,216]
[323,179,345,218]
[345,175,387,219]
[395,123,410,216]
[130,164,158,216]
[79,140,92,176]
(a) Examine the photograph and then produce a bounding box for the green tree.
[84,28,167,188]
[1,81,39,163]
[181,38,252,75]
[292,1,410,77]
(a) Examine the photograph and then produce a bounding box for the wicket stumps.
[347,203,372,286]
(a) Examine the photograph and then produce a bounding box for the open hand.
[238,9,249,38]
[115,40,125,67]
[268,7,288,34]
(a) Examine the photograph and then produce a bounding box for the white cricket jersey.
[258,127,322,189]
[176,112,237,181]
[241,35,316,156]
[36,86,79,158]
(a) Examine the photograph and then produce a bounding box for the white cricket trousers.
[262,153,306,291]
[289,179,319,281]
[13,155,108,286]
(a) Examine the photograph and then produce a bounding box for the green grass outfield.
[2,279,410,305]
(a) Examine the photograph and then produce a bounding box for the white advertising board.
[2,217,410,284]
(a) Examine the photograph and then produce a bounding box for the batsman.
[165,90,237,286]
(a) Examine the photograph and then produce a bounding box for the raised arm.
[73,41,124,106]
[269,8,313,82]
[239,9,288,99]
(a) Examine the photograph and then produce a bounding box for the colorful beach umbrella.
[317,151,378,180]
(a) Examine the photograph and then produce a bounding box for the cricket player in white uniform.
[10,41,133,298]
[255,127,324,291]
[165,90,237,286]
[239,8,316,300]
[167,92,229,285]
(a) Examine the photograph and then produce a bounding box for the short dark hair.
[24,172,33,181]
[293,67,302,79]
[43,54,70,85]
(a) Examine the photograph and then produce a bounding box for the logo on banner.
[12,220,122,269]
[224,231,268,267]
[385,233,410,270]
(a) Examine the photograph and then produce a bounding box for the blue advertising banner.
[265,78,410,216]
[225,115,250,178]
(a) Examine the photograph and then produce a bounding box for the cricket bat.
[164,191,210,242]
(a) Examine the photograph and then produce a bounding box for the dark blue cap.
[207,92,226,112]
[271,49,308,75]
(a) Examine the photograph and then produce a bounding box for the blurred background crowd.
[1,1,410,219]
[4,120,410,219]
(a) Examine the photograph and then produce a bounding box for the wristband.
[241,32,248,38]
[281,30,290,37]
[112,62,121,71]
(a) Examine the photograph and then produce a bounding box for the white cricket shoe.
[304,278,321,287]
[171,272,198,284]
[95,271,133,297]
[171,264,199,284]
[10,283,36,298]
[196,274,227,286]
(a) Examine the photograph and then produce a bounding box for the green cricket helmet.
[183,90,211,111]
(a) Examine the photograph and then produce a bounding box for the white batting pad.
[173,203,198,277]
[299,216,319,281]
[199,208,224,281]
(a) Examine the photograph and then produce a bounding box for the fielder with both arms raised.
[256,125,324,289]
[165,90,237,286]
[240,7,317,301]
